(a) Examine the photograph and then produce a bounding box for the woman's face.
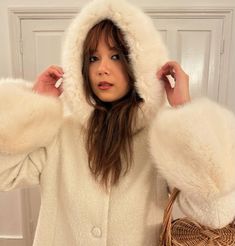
[88,34,130,103]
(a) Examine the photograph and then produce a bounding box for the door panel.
[0,190,29,246]
[21,19,71,80]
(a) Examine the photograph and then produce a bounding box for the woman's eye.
[111,54,120,60]
[89,56,98,63]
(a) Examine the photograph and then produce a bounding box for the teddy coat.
[0,0,235,245]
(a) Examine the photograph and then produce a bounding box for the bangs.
[84,19,127,55]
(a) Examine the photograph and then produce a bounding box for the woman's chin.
[96,95,122,103]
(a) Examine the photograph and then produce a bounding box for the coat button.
[91,226,102,238]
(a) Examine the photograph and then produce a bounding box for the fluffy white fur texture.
[149,98,235,200]
[178,188,235,228]
[62,0,168,126]
[0,79,63,154]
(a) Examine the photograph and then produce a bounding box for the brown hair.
[82,19,143,187]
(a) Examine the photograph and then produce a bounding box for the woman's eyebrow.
[109,46,118,51]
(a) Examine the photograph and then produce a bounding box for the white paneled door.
[21,18,71,80]
[0,17,72,246]
[0,189,29,246]
[153,17,223,99]
[4,7,230,246]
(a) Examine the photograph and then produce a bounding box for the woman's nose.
[97,59,110,75]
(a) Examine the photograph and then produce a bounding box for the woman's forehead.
[89,31,117,52]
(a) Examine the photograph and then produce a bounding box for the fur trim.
[178,189,235,228]
[0,79,63,154]
[62,0,168,126]
[149,98,235,200]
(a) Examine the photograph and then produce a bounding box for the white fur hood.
[62,0,168,126]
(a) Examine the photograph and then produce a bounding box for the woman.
[0,0,235,245]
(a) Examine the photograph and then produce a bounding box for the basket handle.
[159,188,180,246]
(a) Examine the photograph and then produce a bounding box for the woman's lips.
[98,81,113,90]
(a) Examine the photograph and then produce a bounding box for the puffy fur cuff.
[149,98,235,200]
[0,78,63,154]
[178,189,235,228]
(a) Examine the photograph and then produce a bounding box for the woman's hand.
[157,61,191,107]
[33,65,64,97]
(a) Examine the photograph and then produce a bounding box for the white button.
[91,226,102,238]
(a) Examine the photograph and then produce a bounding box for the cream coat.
[0,0,235,245]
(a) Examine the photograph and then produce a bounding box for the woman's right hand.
[33,65,64,97]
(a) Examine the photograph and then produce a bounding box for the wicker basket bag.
[160,188,235,246]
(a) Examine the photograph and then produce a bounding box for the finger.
[157,69,175,82]
[58,86,64,94]
[161,74,170,87]
[162,70,176,79]
[50,65,64,75]
[48,68,63,79]
[46,65,63,76]
[163,76,173,94]
[161,61,181,72]
[55,77,63,88]
[161,74,176,89]
[162,62,188,84]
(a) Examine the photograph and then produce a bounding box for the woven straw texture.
[160,188,235,246]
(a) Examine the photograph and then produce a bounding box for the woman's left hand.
[157,61,191,107]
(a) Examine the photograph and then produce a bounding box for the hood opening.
[62,0,168,126]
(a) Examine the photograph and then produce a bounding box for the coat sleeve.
[0,78,63,190]
[149,98,235,228]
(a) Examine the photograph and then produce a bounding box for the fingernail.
[55,77,63,88]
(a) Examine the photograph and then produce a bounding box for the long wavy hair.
[82,19,143,187]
